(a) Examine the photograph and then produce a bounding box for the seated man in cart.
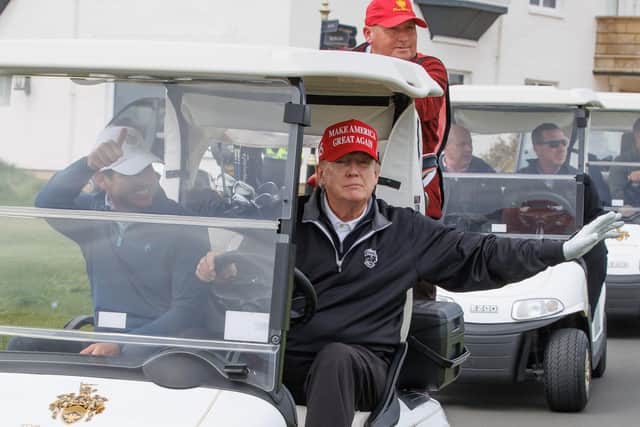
[518,122,608,316]
[196,119,623,427]
[9,125,209,356]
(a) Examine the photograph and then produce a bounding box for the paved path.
[432,315,640,427]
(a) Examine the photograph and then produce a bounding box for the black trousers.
[283,343,389,427]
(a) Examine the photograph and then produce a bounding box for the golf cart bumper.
[606,274,640,315]
[457,318,558,383]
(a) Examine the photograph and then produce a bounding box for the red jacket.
[353,44,450,219]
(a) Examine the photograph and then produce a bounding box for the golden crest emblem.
[393,0,410,12]
[49,383,108,424]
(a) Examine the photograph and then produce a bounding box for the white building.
[2,0,640,170]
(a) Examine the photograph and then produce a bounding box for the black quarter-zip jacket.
[288,189,566,357]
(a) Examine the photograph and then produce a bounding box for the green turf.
[0,159,47,206]
[0,160,93,348]
[0,218,92,348]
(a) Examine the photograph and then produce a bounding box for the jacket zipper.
[307,220,391,272]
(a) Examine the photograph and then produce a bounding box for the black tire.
[543,328,591,412]
[593,316,607,378]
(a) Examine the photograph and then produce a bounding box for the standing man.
[354,0,450,219]
[197,119,622,427]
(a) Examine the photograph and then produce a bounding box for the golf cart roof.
[450,85,602,108]
[596,91,640,111]
[0,39,442,99]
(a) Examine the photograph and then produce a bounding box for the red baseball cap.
[365,0,427,28]
[318,119,379,162]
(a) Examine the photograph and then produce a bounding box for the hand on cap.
[87,127,127,171]
[196,251,238,283]
[562,211,625,260]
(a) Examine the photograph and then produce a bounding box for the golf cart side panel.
[2,373,288,427]
[606,274,640,315]
[457,318,558,383]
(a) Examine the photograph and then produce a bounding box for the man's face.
[317,152,380,207]
[98,165,159,211]
[364,21,417,61]
[533,128,569,172]
[445,127,473,171]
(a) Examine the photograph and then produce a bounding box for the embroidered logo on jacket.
[364,248,378,269]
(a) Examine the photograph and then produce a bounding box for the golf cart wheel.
[543,328,591,412]
[592,316,607,378]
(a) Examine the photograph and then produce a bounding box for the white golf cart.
[436,85,606,412]
[0,39,461,426]
[589,92,640,316]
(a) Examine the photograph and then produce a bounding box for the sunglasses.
[537,139,568,148]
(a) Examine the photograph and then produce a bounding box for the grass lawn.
[0,161,92,348]
[0,218,92,348]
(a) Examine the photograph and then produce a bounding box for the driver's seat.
[294,290,414,427]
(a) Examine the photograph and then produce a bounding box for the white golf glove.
[562,211,624,260]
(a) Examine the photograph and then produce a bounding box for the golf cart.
[589,92,640,316]
[0,39,461,426]
[436,85,606,412]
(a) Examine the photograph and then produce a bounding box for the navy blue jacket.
[35,157,208,336]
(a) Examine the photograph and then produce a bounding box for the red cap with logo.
[318,119,379,162]
[365,0,427,28]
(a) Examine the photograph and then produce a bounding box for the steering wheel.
[205,252,317,330]
[206,251,273,316]
[508,190,575,214]
[504,190,575,234]
[290,268,317,325]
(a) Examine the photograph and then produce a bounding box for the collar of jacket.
[302,188,391,232]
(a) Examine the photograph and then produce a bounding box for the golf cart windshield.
[443,108,581,238]
[589,110,640,224]
[0,75,302,392]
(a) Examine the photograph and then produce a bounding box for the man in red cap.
[353,0,450,220]
[197,119,623,427]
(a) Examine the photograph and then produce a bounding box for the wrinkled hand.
[562,211,624,260]
[87,128,127,170]
[195,251,238,283]
[79,342,120,356]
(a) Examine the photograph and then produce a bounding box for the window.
[448,71,471,86]
[0,76,10,105]
[529,0,557,8]
[525,78,558,87]
[529,0,562,17]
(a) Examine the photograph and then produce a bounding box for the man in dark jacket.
[11,126,208,356]
[441,124,495,173]
[197,118,622,427]
[518,122,608,316]
[354,0,450,219]
[609,119,640,206]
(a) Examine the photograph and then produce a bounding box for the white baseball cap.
[95,126,162,176]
